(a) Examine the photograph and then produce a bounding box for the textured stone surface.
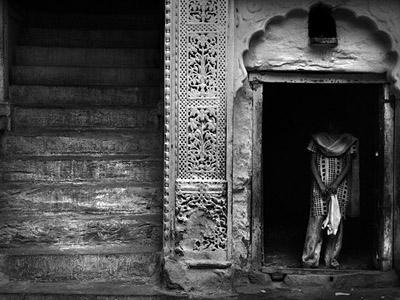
[0,157,162,183]
[13,66,160,86]
[232,81,253,270]
[10,85,160,107]
[16,46,160,67]
[0,183,162,214]
[234,0,400,95]
[163,258,233,294]
[0,251,161,282]
[0,282,174,300]
[20,28,160,48]
[26,12,160,29]
[243,9,393,73]
[1,4,164,294]
[1,131,162,156]
[13,107,159,130]
[0,213,162,248]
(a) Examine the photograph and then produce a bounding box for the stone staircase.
[0,7,165,299]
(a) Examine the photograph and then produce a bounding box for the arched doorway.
[250,72,395,274]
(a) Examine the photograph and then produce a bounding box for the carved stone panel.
[174,0,228,258]
[176,180,227,254]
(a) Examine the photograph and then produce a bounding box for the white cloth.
[322,194,342,235]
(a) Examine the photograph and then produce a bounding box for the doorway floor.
[264,221,375,270]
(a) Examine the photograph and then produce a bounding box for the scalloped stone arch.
[234,1,400,96]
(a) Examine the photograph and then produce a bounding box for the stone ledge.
[262,267,399,289]
[0,282,189,299]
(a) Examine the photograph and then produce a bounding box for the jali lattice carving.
[188,33,218,98]
[176,181,227,251]
[178,0,226,180]
[187,106,218,173]
[188,0,219,23]
[175,0,228,254]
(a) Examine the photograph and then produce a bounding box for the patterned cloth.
[308,137,357,216]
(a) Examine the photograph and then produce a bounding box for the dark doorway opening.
[262,83,380,270]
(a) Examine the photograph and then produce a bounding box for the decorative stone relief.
[163,0,173,252]
[187,106,218,174]
[187,33,218,98]
[178,0,226,181]
[174,0,228,256]
[176,181,227,251]
[188,0,219,23]
[234,0,400,95]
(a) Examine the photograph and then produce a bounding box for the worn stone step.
[26,12,161,30]
[13,107,160,131]
[0,131,162,156]
[0,156,162,183]
[16,46,161,67]
[0,212,162,250]
[0,282,174,300]
[12,66,160,86]
[0,247,161,283]
[20,28,160,48]
[0,182,162,215]
[10,85,161,107]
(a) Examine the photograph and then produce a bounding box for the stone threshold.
[261,267,399,289]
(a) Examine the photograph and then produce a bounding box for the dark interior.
[263,83,380,270]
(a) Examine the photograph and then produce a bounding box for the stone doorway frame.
[248,71,394,272]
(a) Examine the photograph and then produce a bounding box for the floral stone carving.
[176,181,227,252]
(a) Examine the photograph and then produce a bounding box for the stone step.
[13,107,160,131]
[0,282,173,300]
[12,66,161,86]
[0,156,162,183]
[16,46,161,67]
[0,248,161,283]
[26,12,161,30]
[20,27,160,48]
[0,182,162,215]
[19,0,160,15]
[0,131,162,156]
[0,212,162,250]
[10,85,161,107]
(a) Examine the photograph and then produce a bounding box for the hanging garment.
[322,194,341,235]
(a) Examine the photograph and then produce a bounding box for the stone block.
[27,12,160,30]
[20,28,160,48]
[0,157,163,183]
[0,282,167,300]
[10,85,160,107]
[12,66,160,86]
[16,46,160,68]
[0,251,161,282]
[0,213,162,248]
[1,131,163,156]
[163,258,233,294]
[13,107,159,130]
[0,183,162,214]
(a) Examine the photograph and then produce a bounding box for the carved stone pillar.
[163,0,232,292]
